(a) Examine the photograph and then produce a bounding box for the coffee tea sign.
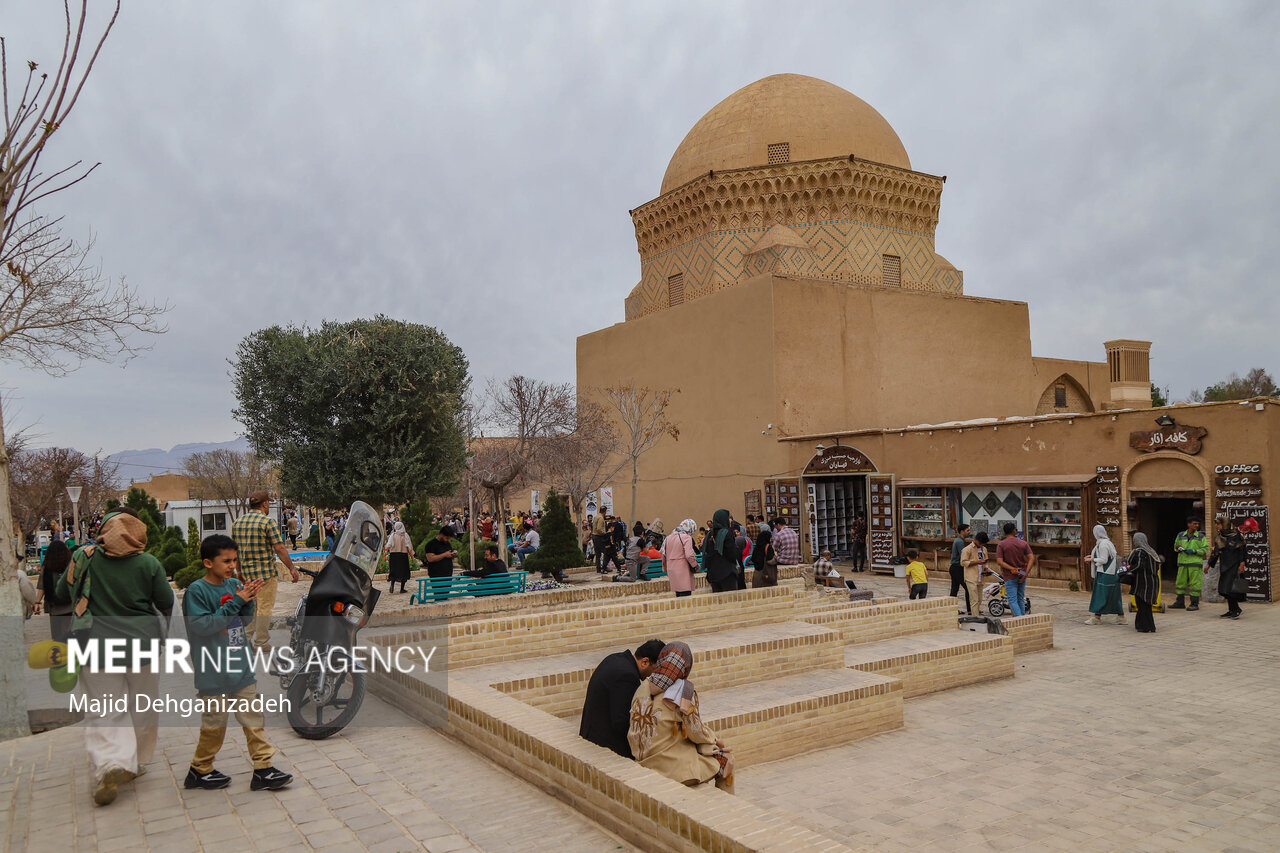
[1094,465,1121,527]
[1215,464,1263,505]
[1129,424,1207,455]
[804,445,876,474]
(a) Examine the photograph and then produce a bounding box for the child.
[904,548,929,599]
[182,534,293,792]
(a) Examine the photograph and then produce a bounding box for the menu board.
[744,489,762,519]
[868,475,895,571]
[1227,506,1271,602]
[1094,465,1121,527]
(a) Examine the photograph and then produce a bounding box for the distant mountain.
[109,438,251,486]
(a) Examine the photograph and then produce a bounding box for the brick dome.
[660,74,911,195]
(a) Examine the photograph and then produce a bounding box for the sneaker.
[1228,611,1241,619]
[185,767,231,790]
[1220,611,1235,618]
[250,767,294,791]
[93,766,133,806]
[1085,615,1101,625]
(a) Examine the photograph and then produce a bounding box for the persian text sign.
[1226,506,1271,602]
[1094,465,1121,527]
[1129,425,1207,455]
[804,446,877,475]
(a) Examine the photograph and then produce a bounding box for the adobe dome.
[660,74,911,195]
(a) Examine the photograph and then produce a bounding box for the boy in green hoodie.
[182,534,293,791]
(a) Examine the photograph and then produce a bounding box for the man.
[744,515,761,542]
[1171,515,1208,611]
[286,513,300,549]
[514,522,540,566]
[422,526,459,601]
[995,522,1034,617]
[230,491,299,652]
[591,510,611,573]
[579,639,666,758]
[609,516,627,574]
[772,517,800,567]
[850,512,868,572]
[949,523,973,614]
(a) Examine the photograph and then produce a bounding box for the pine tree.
[186,518,201,567]
[522,490,585,577]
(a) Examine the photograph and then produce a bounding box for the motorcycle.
[280,500,383,739]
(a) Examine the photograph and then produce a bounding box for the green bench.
[410,571,527,603]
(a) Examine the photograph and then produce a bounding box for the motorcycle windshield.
[331,501,384,576]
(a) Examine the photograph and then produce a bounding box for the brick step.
[474,620,845,719]
[802,596,960,643]
[843,629,1013,698]
[698,668,903,768]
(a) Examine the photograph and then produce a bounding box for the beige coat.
[628,682,720,785]
[959,542,990,587]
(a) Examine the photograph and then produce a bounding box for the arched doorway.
[1124,455,1208,584]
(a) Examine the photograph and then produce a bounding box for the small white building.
[165,499,284,540]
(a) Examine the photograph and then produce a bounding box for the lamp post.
[66,485,83,543]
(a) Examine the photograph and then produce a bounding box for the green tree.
[522,491,585,577]
[186,518,201,566]
[1199,368,1277,402]
[232,316,470,508]
[1151,383,1169,407]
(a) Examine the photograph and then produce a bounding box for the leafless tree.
[538,400,625,524]
[183,449,279,521]
[599,384,680,524]
[7,444,117,534]
[0,2,166,741]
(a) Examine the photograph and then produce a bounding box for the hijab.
[753,525,772,555]
[1129,532,1163,565]
[1091,524,1118,572]
[647,642,696,706]
[676,518,697,535]
[711,509,732,554]
[389,521,412,552]
[98,510,147,557]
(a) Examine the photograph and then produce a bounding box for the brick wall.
[999,613,1055,654]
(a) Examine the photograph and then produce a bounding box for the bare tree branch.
[599,384,680,523]
[183,449,279,521]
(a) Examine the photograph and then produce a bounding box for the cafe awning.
[895,474,1095,487]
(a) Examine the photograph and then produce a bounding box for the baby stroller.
[981,569,1031,617]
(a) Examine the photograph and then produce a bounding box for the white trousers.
[79,667,159,783]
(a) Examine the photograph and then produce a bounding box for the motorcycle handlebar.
[296,566,319,578]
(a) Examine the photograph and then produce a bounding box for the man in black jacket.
[579,639,666,757]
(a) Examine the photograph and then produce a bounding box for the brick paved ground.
[736,572,1280,853]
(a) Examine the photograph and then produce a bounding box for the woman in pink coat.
[662,519,700,597]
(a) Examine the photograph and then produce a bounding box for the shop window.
[1054,384,1067,408]
[767,142,790,165]
[667,273,684,306]
[882,254,901,287]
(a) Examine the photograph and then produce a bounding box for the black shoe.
[185,767,231,790]
[1228,611,1241,619]
[1220,611,1235,618]
[250,767,294,791]
[1169,597,1186,609]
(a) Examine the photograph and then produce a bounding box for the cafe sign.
[1094,465,1121,527]
[804,445,877,474]
[1129,424,1207,455]
[1216,464,1264,506]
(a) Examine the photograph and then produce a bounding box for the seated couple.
[579,639,734,793]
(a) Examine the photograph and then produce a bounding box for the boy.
[904,548,929,599]
[182,534,293,791]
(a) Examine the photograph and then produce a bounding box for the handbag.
[1230,573,1250,597]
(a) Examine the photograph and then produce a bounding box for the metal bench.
[409,571,528,603]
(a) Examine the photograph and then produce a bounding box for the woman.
[750,526,775,588]
[1083,525,1124,625]
[1208,514,1246,619]
[702,510,739,593]
[1126,532,1163,633]
[386,521,415,594]
[627,642,734,792]
[662,519,700,596]
[38,540,74,642]
[57,508,174,807]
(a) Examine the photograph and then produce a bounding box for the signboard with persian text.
[1129,425,1207,455]
[1094,466,1121,527]
[1226,506,1271,602]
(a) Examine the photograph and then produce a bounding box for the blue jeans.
[1004,577,1027,616]
[515,546,537,565]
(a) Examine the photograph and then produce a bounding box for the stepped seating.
[843,630,1014,698]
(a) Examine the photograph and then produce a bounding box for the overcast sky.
[4,0,1277,454]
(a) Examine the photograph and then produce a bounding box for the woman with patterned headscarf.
[662,520,700,597]
[702,509,739,593]
[386,521,415,594]
[1084,525,1124,625]
[1126,532,1163,633]
[627,643,734,792]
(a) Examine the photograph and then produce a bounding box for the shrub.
[161,552,187,577]
[305,526,320,548]
[186,519,201,566]
[174,563,204,590]
[521,491,584,577]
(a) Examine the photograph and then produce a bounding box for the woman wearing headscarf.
[56,508,174,807]
[662,519,700,596]
[1208,514,1247,619]
[1126,532,1163,633]
[386,521,415,594]
[627,642,734,792]
[1083,525,1124,625]
[37,540,75,642]
[702,510,739,593]
[750,526,775,588]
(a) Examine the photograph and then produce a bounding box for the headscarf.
[389,521,413,553]
[98,510,147,557]
[649,518,665,537]
[1090,525,1117,574]
[754,525,772,557]
[647,642,696,706]
[711,509,732,554]
[1129,532,1163,565]
[676,518,697,535]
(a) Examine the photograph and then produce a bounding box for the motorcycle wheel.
[1024,597,1032,613]
[987,599,1006,617]
[287,668,366,740]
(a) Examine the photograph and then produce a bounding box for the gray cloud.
[4,0,1277,451]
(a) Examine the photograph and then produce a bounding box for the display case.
[900,487,946,540]
[1024,487,1082,546]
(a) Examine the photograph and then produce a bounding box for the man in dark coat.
[579,639,666,757]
